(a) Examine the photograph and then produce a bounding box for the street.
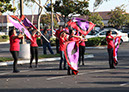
[0,42,129,92]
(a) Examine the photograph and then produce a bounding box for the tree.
[94,0,109,9]
[88,12,104,28]
[45,0,90,25]
[41,13,58,28]
[0,0,16,13]
[108,6,127,29]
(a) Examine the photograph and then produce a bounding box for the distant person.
[59,31,67,70]
[9,29,23,73]
[78,32,88,66]
[41,28,54,55]
[55,25,63,53]
[106,30,116,69]
[30,30,41,68]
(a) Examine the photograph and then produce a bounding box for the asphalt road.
[0,42,129,92]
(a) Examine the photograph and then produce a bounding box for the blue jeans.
[43,43,54,54]
[59,51,66,69]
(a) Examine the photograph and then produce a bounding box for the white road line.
[120,82,129,86]
[0,66,58,76]
[47,69,110,81]
[0,72,12,76]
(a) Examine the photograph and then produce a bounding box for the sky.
[3,0,129,15]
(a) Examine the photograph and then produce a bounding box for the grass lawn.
[0,53,89,62]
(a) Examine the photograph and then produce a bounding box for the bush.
[50,37,56,46]
[37,37,56,46]
[37,37,107,47]
[0,35,9,42]
[86,37,107,46]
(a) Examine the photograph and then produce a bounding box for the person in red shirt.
[106,30,115,69]
[59,31,67,70]
[30,30,41,68]
[78,32,88,66]
[55,25,63,53]
[9,29,23,73]
[67,29,82,75]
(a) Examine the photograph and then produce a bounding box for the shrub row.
[0,35,9,42]
[37,37,107,47]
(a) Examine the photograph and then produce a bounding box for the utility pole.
[51,0,54,37]
[20,0,25,44]
[20,0,23,18]
[19,0,30,59]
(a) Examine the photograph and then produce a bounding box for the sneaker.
[29,65,32,68]
[35,65,38,68]
[64,67,67,70]
[13,70,20,73]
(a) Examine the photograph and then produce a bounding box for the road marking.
[47,69,110,81]
[120,82,129,86]
[0,67,58,76]
[0,72,11,76]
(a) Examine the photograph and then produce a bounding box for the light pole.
[19,0,30,59]
[51,0,54,37]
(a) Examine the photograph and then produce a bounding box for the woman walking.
[9,29,23,73]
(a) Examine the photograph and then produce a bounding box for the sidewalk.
[0,54,94,66]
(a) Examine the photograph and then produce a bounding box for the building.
[0,15,38,35]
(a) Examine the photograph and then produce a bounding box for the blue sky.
[3,0,129,15]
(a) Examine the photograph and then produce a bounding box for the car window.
[99,31,106,35]
[112,31,117,34]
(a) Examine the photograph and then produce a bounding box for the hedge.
[0,35,9,42]
[85,37,107,46]
[37,37,107,47]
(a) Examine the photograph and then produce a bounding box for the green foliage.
[0,0,16,13]
[45,0,90,23]
[41,13,58,28]
[37,37,56,46]
[108,5,127,28]
[50,37,56,46]
[94,0,109,7]
[88,12,104,27]
[39,54,60,59]
[86,37,106,46]
[0,35,9,42]
[0,57,13,62]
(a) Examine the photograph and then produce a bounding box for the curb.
[0,41,9,44]
[0,54,94,66]
[39,46,107,49]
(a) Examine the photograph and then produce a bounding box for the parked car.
[0,32,5,35]
[86,28,128,44]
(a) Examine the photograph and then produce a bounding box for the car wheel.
[120,39,123,45]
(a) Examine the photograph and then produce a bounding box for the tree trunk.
[37,0,43,31]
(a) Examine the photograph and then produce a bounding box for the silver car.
[86,28,128,43]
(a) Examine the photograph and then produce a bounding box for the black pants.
[107,48,114,68]
[79,46,85,65]
[30,47,38,66]
[10,51,19,71]
[67,66,74,75]
[56,39,59,53]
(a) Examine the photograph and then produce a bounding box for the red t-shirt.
[30,34,40,47]
[10,34,20,51]
[79,40,85,46]
[55,29,63,39]
[106,35,114,49]
[59,36,67,51]
[68,36,75,41]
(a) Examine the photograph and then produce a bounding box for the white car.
[0,32,5,35]
[86,28,128,43]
